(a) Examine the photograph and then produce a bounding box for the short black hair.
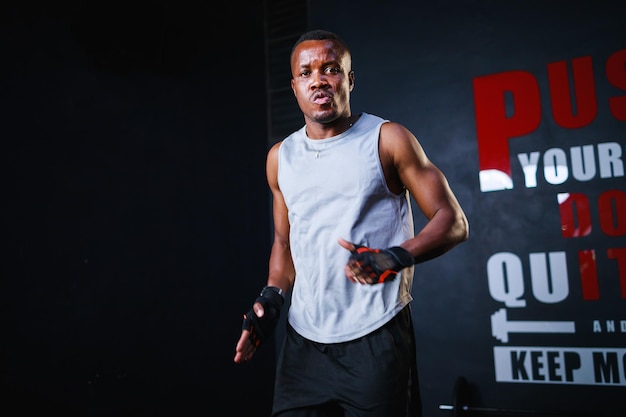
[290,29,351,60]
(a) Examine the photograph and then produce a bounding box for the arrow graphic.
[491,308,576,343]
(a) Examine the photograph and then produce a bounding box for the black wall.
[2,1,275,416]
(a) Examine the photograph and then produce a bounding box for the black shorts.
[272,306,422,417]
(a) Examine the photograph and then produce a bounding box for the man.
[234,29,469,417]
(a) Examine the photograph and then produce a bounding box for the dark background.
[2,1,276,416]
[2,1,625,417]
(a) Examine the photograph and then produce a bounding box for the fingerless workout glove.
[350,245,414,284]
[242,286,284,348]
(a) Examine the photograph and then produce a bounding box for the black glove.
[350,245,414,284]
[242,286,284,347]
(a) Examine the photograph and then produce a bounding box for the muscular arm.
[266,141,296,292]
[379,122,469,263]
[234,142,294,363]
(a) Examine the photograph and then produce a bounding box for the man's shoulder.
[356,112,388,129]
[283,124,307,143]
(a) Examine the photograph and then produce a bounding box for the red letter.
[548,56,597,128]
[578,250,599,300]
[607,248,626,298]
[473,71,541,192]
[559,193,592,238]
[606,48,626,121]
[598,189,626,236]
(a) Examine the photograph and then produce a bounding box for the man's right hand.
[234,301,263,363]
[234,286,284,363]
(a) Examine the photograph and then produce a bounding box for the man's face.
[290,39,354,124]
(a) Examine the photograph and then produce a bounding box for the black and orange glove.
[350,245,414,284]
[242,286,284,348]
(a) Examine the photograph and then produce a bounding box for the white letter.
[544,148,569,185]
[518,152,541,188]
[487,252,527,307]
[570,145,596,181]
[529,252,569,303]
[598,142,624,178]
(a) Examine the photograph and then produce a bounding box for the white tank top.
[277,112,415,343]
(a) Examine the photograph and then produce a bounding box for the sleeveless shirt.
[277,112,415,343]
